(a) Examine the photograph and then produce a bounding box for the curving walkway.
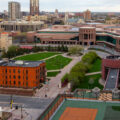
[35,55,82,98]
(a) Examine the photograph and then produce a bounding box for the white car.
[111,76,114,79]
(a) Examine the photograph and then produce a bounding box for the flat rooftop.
[0,60,45,67]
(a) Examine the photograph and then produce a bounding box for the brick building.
[79,27,96,45]
[0,60,46,89]
[102,56,120,90]
[0,32,12,51]
[26,25,120,51]
[84,9,92,21]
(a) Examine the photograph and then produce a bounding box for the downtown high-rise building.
[8,2,21,21]
[84,9,92,21]
[30,0,39,16]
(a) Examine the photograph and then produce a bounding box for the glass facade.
[96,35,116,45]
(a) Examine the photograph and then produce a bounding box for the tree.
[68,46,83,55]
[70,62,88,73]
[6,46,19,58]
[82,51,98,64]
[69,72,85,86]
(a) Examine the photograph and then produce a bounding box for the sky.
[1,0,120,12]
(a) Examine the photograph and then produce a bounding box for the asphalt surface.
[0,94,53,109]
[104,69,119,90]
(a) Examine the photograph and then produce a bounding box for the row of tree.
[61,51,99,88]
[2,45,68,59]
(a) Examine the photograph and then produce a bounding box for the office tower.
[64,12,69,24]
[0,32,12,51]
[84,9,92,21]
[55,9,59,18]
[8,2,21,21]
[30,0,39,16]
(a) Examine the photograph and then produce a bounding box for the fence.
[38,89,120,120]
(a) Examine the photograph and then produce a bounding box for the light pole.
[21,105,23,119]
[10,95,13,109]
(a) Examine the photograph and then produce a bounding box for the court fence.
[37,89,120,120]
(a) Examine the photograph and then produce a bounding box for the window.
[26,82,28,86]
[84,34,88,39]
[18,81,21,85]
[9,69,11,73]
[13,75,16,79]
[18,70,20,73]
[26,70,28,74]
[26,76,28,80]
[14,81,16,85]
[13,69,15,73]
[18,76,20,79]
[9,75,11,79]
[6,81,7,84]
[5,69,7,73]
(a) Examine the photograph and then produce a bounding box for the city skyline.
[0,0,120,12]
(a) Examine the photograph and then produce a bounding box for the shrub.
[82,51,98,64]
[69,72,85,86]
[70,62,88,73]
[61,73,69,83]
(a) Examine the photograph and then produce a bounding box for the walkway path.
[35,50,109,98]
[42,54,59,61]
[47,70,61,72]
[86,72,101,76]
[35,55,82,98]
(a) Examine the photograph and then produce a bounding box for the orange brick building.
[0,60,46,89]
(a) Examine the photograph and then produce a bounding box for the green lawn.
[88,58,102,73]
[47,71,60,77]
[46,55,72,70]
[14,52,61,61]
[73,74,103,90]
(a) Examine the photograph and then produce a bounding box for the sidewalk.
[86,72,101,76]
[35,56,82,98]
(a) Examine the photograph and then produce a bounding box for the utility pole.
[21,105,23,119]
[10,95,13,109]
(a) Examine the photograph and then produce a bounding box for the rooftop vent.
[15,61,24,65]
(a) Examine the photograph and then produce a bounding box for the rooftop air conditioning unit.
[15,61,24,65]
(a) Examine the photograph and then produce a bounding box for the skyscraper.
[84,9,92,21]
[8,2,21,21]
[30,0,39,16]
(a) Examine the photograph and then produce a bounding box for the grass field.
[46,55,72,70]
[14,52,61,61]
[47,71,60,77]
[51,99,120,120]
[88,58,102,73]
[73,74,103,91]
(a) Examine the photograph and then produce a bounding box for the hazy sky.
[1,0,120,12]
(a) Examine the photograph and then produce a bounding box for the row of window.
[3,69,28,74]
[36,67,45,73]
[4,75,28,80]
[3,81,28,86]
